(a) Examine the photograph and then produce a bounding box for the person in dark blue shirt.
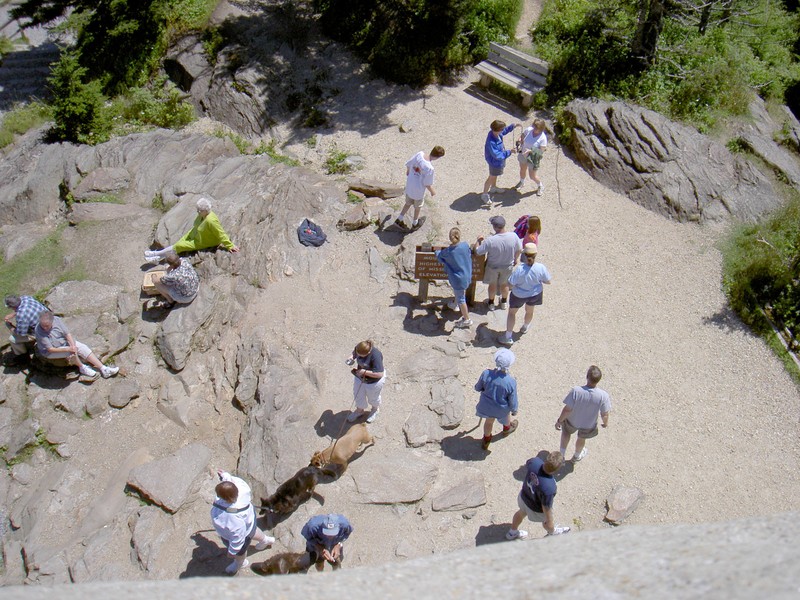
[506,452,571,540]
[301,513,353,571]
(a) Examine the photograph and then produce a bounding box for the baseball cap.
[523,243,538,255]
[489,215,506,229]
[322,517,340,537]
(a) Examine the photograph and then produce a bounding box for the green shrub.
[0,102,52,149]
[324,147,353,174]
[0,35,13,58]
[253,139,300,166]
[48,52,111,144]
[110,80,194,130]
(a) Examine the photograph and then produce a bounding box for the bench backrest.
[488,42,549,84]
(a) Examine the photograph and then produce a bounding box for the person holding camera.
[346,340,386,423]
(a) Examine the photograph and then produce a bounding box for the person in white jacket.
[211,470,274,574]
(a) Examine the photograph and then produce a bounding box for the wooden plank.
[489,42,549,77]
[476,62,542,94]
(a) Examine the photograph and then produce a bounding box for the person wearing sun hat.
[474,348,519,451]
[301,513,353,571]
[501,242,551,346]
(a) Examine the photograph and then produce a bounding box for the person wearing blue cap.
[474,348,519,451]
[301,513,353,571]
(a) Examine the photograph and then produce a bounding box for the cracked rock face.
[562,99,781,223]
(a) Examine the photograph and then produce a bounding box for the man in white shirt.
[395,146,445,230]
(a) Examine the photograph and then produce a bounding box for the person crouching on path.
[151,251,199,307]
[435,227,473,329]
[395,146,445,230]
[501,243,551,347]
[506,451,571,540]
[475,348,518,451]
[211,470,275,575]
[145,197,239,264]
[346,340,385,423]
[555,365,611,463]
[301,513,353,571]
[482,120,520,206]
[515,118,548,196]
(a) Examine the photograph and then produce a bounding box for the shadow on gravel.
[702,308,754,336]
[440,430,488,462]
[475,523,510,546]
[463,84,528,119]
[314,409,354,440]
[180,533,228,578]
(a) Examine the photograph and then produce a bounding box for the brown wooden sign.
[413,245,485,304]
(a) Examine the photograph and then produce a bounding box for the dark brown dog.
[251,552,310,576]
[310,422,374,479]
[259,466,326,516]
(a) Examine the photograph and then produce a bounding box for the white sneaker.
[101,366,119,378]
[145,255,162,264]
[536,182,544,196]
[489,186,502,194]
[447,300,459,311]
[454,318,473,329]
[365,407,379,423]
[547,526,570,536]
[480,193,492,205]
[505,529,529,540]
[255,536,275,551]
[520,324,530,334]
[571,448,587,462]
[225,559,249,575]
[79,365,98,378]
[514,180,525,190]
[499,334,514,347]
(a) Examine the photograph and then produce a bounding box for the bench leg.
[479,74,491,88]
[521,93,534,108]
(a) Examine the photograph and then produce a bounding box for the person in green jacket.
[145,198,239,264]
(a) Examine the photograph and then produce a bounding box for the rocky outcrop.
[562,99,782,222]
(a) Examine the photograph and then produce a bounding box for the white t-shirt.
[521,127,547,152]
[405,151,435,200]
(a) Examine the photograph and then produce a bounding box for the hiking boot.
[366,407,380,423]
[502,419,518,437]
[505,529,529,540]
[347,409,366,423]
[481,193,492,206]
[255,536,275,551]
[480,436,491,451]
[454,318,473,329]
[571,448,588,463]
[547,526,570,536]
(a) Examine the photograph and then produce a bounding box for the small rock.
[44,419,81,445]
[368,246,392,284]
[395,540,414,558]
[284,265,294,276]
[399,120,415,133]
[343,155,365,170]
[431,472,487,512]
[109,379,141,409]
[403,410,446,448]
[11,463,35,485]
[428,378,465,429]
[605,485,645,525]
[337,204,372,231]
[85,391,108,417]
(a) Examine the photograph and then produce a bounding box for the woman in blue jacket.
[475,348,519,451]
[436,227,473,329]
[482,120,520,206]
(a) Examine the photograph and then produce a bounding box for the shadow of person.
[450,192,492,213]
[440,429,488,462]
[314,409,352,439]
[179,533,229,579]
[475,523,511,546]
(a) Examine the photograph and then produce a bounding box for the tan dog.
[310,423,374,479]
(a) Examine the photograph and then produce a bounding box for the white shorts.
[517,493,546,522]
[354,370,387,410]
[44,340,93,362]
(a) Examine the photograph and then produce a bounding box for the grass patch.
[3,428,61,467]
[213,127,250,154]
[167,0,219,36]
[0,225,86,301]
[324,147,355,175]
[346,191,363,204]
[152,193,168,212]
[0,102,52,149]
[306,135,318,148]
[253,139,300,166]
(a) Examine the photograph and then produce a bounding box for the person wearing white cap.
[301,513,353,571]
[211,470,275,575]
[501,242,551,346]
[474,348,519,451]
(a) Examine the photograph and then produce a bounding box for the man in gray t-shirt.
[473,215,522,310]
[35,311,119,380]
[554,365,611,464]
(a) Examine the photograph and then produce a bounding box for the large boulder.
[349,449,438,504]
[562,99,782,222]
[155,285,217,371]
[45,281,123,316]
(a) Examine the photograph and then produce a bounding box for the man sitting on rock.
[34,311,119,380]
[4,294,48,364]
[144,197,239,264]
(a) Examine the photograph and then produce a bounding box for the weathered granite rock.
[163,35,211,93]
[348,180,404,200]
[428,378,465,429]
[3,417,37,460]
[128,506,175,577]
[70,523,125,583]
[72,167,131,200]
[395,350,459,383]
[68,202,149,225]
[126,443,211,513]
[45,281,123,316]
[349,449,438,504]
[53,385,90,418]
[368,246,392,283]
[43,418,80,445]
[562,99,781,222]
[605,485,645,525]
[109,379,141,409]
[431,470,486,512]
[403,410,446,448]
[156,285,217,371]
[0,222,54,261]
[338,204,372,231]
[157,378,193,427]
[85,390,108,417]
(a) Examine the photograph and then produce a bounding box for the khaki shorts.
[483,264,513,286]
[517,493,546,522]
[562,419,599,439]
[404,194,425,208]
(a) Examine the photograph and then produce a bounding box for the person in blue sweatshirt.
[482,120,520,206]
[436,227,474,329]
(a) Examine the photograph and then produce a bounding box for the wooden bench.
[414,245,486,305]
[476,42,549,107]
